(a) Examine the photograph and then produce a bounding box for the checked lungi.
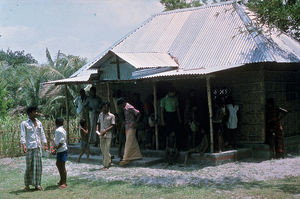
[24,148,42,186]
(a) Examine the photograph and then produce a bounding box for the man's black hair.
[79,118,86,127]
[102,101,110,107]
[26,106,37,115]
[117,97,126,105]
[55,117,64,126]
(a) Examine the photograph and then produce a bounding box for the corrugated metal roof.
[70,0,300,81]
[138,63,244,79]
[44,69,97,85]
[113,52,178,68]
[109,1,299,71]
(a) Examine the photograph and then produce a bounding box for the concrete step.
[178,147,252,165]
[67,153,164,167]
[68,143,165,158]
[68,143,253,166]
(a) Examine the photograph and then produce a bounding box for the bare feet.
[59,184,67,189]
[35,186,43,191]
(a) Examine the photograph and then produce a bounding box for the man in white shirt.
[53,117,68,189]
[20,106,48,191]
[84,86,102,146]
[225,97,239,149]
[97,102,115,170]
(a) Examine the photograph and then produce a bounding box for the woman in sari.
[117,98,142,165]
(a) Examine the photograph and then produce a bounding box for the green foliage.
[160,0,203,11]
[0,49,37,67]
[41,48,87,118]
[0,116,79,157]
[159,1,299,40]
[0,83,10,118]
[247,0,300,41]
[0,48,87,119]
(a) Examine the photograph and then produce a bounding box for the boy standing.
[20,106,48,191]
[97,102,115,170]
[53,118,68,189]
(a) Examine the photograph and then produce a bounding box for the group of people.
[20,106,68,191]
[74,86,143,168]
[19,85,288,191]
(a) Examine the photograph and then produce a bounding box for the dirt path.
[1,153,300,187]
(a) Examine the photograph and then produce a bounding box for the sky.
[0,0,164,64]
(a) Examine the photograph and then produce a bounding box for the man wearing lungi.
[20,106,48,191]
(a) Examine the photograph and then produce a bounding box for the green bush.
[0,116,79,158]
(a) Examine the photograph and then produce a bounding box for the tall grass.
[0,116,79,158]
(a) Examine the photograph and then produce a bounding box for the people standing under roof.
[160,86,182,164]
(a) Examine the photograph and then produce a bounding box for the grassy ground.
[0,164,299,199]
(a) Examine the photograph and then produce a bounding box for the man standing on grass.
[20,106,48,191]
[96,102,115,170]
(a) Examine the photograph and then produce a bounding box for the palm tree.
[41,48,87,118]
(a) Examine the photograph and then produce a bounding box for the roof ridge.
[70,15,157,77]
[155,0,239,16]
[233,2,276,62]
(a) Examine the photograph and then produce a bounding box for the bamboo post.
[65,85,70,144]
[153,83,159,150]
[206,76,214,153]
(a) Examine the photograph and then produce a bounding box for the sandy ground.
[1,152,300,187]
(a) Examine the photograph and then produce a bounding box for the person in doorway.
[77,119,89,162]
[265,98,288,159]
[20,106,48,191]
[73,88,88,119]
[212,97,226,152]
[160,86,182,164]
[184,89,200,149]
[225,96,239,149]
[117,98,143,166]
[96,102,115,170]
[84,86,102,147]
[52,117,68,189]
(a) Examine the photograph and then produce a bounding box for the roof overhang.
[44,72,98,85]
[90,51,179,69]
[137,63,245,80]
[113,52,179,69]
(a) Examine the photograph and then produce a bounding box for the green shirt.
[160,95,179,112]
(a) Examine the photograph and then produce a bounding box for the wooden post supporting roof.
[153,83,159,150]
[65,85,70,144]
[206,76,214,153]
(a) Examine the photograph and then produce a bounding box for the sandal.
[102,167,108,171]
